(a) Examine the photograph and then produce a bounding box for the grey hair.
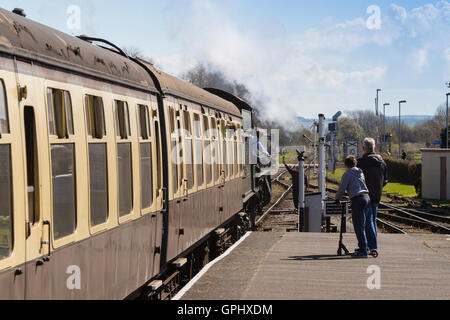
[363,137,375,152]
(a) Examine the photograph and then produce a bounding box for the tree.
[122,46,142,58]
[346,110,378,139]
[337,117,365,144]
[122,46,155,64]
[183,64,251,102]
[441,127,449,148]
[182,63,307,146]
[434,104,447,129]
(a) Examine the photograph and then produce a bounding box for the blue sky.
[2,0,450,124]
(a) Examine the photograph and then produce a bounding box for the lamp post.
[376,89,381,115]
[398,100,407,158]
[376,89,381,145]
[383,103,390,152]
[446,93,449,149]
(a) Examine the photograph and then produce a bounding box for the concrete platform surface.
[181,232,450,300]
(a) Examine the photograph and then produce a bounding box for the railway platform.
[177,232,450,300]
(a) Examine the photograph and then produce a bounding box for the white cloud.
[153,0,391,127]
[413,49,429,71]
[444,48,450,62]
[390,4,407,22]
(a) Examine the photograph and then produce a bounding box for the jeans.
[351,196,370,252]
[365,201,379,250]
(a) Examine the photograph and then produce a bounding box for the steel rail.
[308,183,450,233]
[379,203,450,234]
[401,207,450,224]
[256,185,292,226]
[376,218,407,234]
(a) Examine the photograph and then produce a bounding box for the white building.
[421,149,450,200]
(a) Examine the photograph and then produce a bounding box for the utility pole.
[398,100,407,158]
[311,121,318,174]
[318,114,326,200]
[446,93,449,149]
[376,89,381,115]
[383,103,390,153]
[446,82,450,149]
[376,89,381,146]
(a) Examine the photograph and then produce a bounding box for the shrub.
[384,157,421,185]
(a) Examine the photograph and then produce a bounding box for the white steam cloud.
[152,1,450,126]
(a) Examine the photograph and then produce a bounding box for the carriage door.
[15,60,49,298]
[0,63,26,299]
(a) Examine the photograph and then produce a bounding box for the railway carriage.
[0,7,270,299]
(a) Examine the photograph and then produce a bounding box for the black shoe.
[351,251,369,258]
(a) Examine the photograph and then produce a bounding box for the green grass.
[327,168,345,183]
[411,153,422,163]
[382,182,417,197]
[327,169,419,198]
[280,152,296,163]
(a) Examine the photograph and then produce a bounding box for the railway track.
[256,170,298,231]
[257,168,450,235]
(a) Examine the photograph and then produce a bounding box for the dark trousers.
[351,196,370,252]
[365,201,379,250]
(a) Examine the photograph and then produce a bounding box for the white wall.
[421,149,450,200]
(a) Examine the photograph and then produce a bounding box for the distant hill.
[385,115,434,126]
[297,115,434,127]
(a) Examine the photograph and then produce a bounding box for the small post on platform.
[297,150,306,232]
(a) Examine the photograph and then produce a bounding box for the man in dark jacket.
[357,138,388,254]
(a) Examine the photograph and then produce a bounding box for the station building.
[421,149,450,200]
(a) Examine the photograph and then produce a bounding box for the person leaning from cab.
[335,156,370,258]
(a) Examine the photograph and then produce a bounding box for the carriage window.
[193,114,203,186]
[51,144,76,239]
[0,80,9,135]
[117,143,133,216]
[183,111,192,137]
[210,118,217,134]
[140,142,153,209]
[0,145,13,260]
[210,118,220,182]
[183,110,194,189]
[115,100,130,139]
[169,108,178,194]
[155,121,162,191]
[89,143,108,226]
[194,114,201,138]
[85,95,105,139]
[46,88,74,138]
[138,104,153,209]
[138,104,151,139]
[24,107,40,225]
[203,116,209,138]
